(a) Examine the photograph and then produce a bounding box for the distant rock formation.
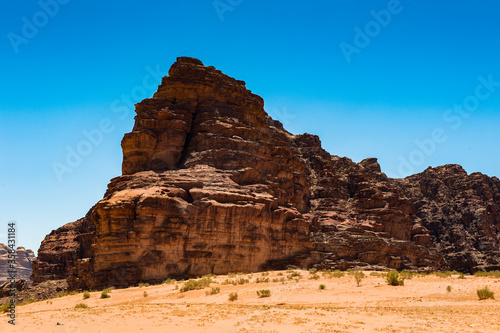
[31,57,500,290]
[0,244,36,284]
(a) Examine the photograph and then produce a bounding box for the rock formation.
[31,57,500,290]
[0,244,36,284]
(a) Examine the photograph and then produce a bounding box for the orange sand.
[1,270,499,333]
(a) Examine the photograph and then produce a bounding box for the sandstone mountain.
[0,244,36,284]
[32,57,500,289]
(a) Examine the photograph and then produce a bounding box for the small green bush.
[83,291,91,299]
[180,277,212,292]
[319,284,326,290]
[143,291,148,297]
[400,270,415,280]
[309,268,318,274]
[477,287,495,300]
[446,285,452,292]
[75,303,88,309]
[474,271,500,278]
[256,289,271,298]
[354,270,365,287]
[261,271,269,276]
[228,292,238,301]
[163,278,176,284]
[100,289,111,299]
[309,274,320,280]
[205,287,220,296]
[1,303,11,312]
[386,270,404,286]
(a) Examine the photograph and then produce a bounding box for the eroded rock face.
[0,244,36,284]
[396,165,500,272]
[32,57,500,289]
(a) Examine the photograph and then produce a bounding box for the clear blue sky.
[1,0,499,254]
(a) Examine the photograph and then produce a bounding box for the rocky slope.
[0,244,36,284]
[31,57,500,289]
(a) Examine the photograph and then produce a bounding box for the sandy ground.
[1,270,499,333]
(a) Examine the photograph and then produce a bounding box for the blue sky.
[1,0,499,253]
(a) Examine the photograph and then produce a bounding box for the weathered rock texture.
[0,244,36,284]
[32,57,500,289]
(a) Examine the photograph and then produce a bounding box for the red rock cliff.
[31,57,500,289]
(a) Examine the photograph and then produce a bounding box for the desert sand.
[1,270,499,333]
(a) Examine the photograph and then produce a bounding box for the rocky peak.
[31,57,500,291]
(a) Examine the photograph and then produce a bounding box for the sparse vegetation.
[370,271,382,277]
[143,291,148,297]
[319,284,326,290]
[400,270,415,280]
[474,271,500,278]
[287,271,301,280]
[180,277,212,292]
[309,274,320,280]
[458,273,465,279]
[163,278,176,284]
[83,291,90,299]
[256,277,269,283]
[228,292,238,301]
[100,288,112,299]
[1,303,11,312]
[354,270,365,287]
[74,303,88,309]
[477,287,495,300]
[256,289,271,298]
[205,287,220,296]
[446,285,452,292]
[57,290,79,298]
[261,271,269,276]
[386,270,404,286]
[308,268,318,274]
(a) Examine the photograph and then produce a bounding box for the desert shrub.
[309,274,320,280]
[143,291,148,297]
[75,303,88,309]
[228,292,238,301]
[57,290,78,298]
[457,273,465,279]
[100,289,111,299]
[386,270,404,286]
[309,268,318,274]
[236,277,250,285]
[279,277,285,283]
[400,271,415,280]
[277,272,283,276]
[477,287,495,300]
[261,271,269,276]
[433,271,451,278]
[272,278,279,282]
[1,303,11,312]
[205,287,220,296]
[256,277,269,283]
[256,289,271,298]
[319,284,326,290]
[331,270,345,278]
[180,277,212,292]
[83,291,91,299]
[474,271,500,278]
[446,285,452,292]
[354,270,366,287]
[369,271,381,277]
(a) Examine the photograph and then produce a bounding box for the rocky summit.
[31,57,500,290]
